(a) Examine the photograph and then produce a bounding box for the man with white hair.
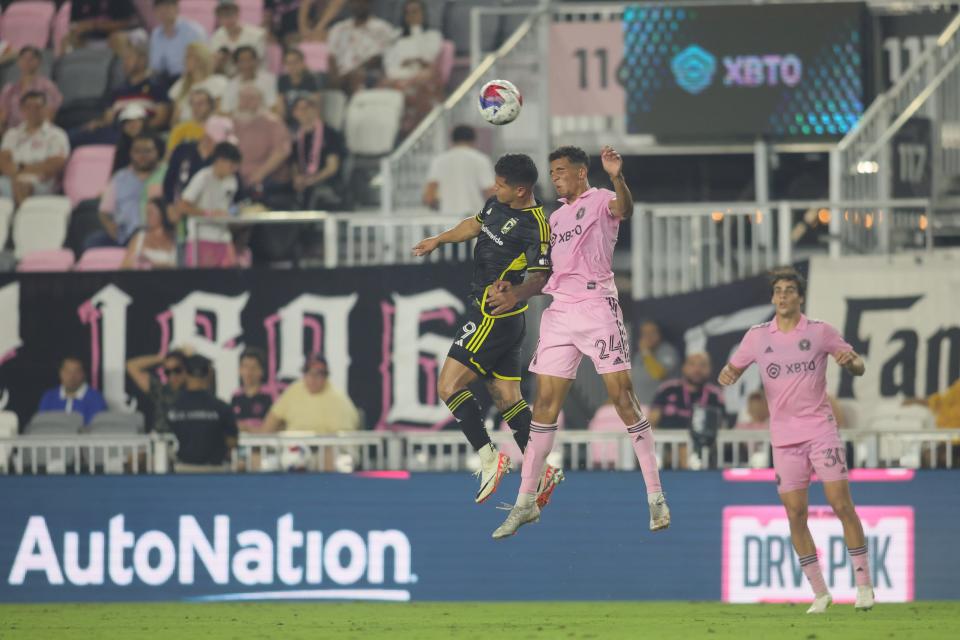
[233,83,291,196]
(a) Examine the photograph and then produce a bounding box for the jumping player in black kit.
[412,154,564,506]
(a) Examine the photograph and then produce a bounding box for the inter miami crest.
[500,218,518,234]
[798,339,811,351]
[576,207,586,220]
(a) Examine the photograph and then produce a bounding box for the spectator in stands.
[422,125,495,216]
[211,1,267,76]
[0,92,69,206]
[121,197,177,269]
[67,0,138,52]
[175,141,243,267]
[0,46,63,135]
[167,88,216,156]
[0,39,16,67]
[327,0,397,94]
[86,133,163,249]
[126,348,189,433]
[277,47,322,127]
[299,0,347,42]
[37,356,108,426]
[70,42,171,148]
[263,354,359,433]
[110,103,150,174]
[649,352,726,431]
[631,319,680,405]
[233,84,292,202]
[291,96,344,208]
[232,347,273,432]
[168,355,238,472]
[266,0,307,46]
[168,43,227,125]
[165,115,235,207]
[381,0,442,134]
[221,46,280,114]
[736,390,769,431]
[149,0,206,81]
[904,378,960,428]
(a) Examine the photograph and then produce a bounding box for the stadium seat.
[344,89,404,156]
[437,40,455,85]
[299,41,329,74]
[17,248,75,272]
[0,1,56,49]
[53,48,114,129]
[588,404,628,470]
[63,145,116,208]
[13,196,72,260]
[443,0,502,56]
[179,0,216,35]
[236,0,264,26]
[319,89,348,131]
[87,411,146,434]
[75,247,127,271]
[25,411,84,435]
[866,402,933,468]
[51,1,71,56]
[0,197,12,250]
[266,42,283,74]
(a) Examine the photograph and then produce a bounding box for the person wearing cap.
[0,91,69,206]
[0,46,63,134]
[263,354,359,435]
[110,103,151,174]
[168,355,238,473]
[166,88,217,156]
[149,0,207,80]
[211,1,267,77]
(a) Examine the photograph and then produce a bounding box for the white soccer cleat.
[474,451,511,504]
[806,593,832,614]
[536,464,565,509]
[492,502,540,539]
[855,586,875,611]
[648,492,670,531]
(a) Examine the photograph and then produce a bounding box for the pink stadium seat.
[179,0,216,36]
[266,42,283,74]
[437,40,454,85]
[52,1,71,56]
[75,247,127,271]
[17,249,75,272]
[63,145,116,208]
[236,0,263,26]
[299,42,329,74]
[1,1,56,49]
[588,404,628,470]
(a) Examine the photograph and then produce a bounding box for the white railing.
[630,199,933,298]
[2,429,957,474]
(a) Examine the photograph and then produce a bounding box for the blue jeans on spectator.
[83,230,124,250]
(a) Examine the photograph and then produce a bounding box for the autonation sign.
[8,514,414,602]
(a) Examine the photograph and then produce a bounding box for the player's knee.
[784,504,808,525]
[830,500,856,521]
[437,377,458,403]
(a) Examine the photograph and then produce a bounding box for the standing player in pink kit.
[717,267,875,614]
[487,145,669,539]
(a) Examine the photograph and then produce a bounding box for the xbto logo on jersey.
[551,225,583,246]
[767,360,817,379]
[500,218,518,234]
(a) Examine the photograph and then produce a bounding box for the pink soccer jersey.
[541,187,620,304]
[729,314,853,447]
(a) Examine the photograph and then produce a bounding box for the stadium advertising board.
[1,472,956,603]
[621,2,865,140]
[722,506,914,603]
[0,264,472,430]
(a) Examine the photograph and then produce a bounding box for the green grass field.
[1,601,957,640]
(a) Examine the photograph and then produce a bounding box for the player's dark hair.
[451,125,475,143]
[494,153,538,188]
[212,141,242,164]
[549,145,590,169]
[769,266,806,298]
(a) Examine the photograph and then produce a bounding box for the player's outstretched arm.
[412,216,482,256]
[717,362,745,386]
[487,271,549,315]
[833,351,866,377]
[602,145,634,220]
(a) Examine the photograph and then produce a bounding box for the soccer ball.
[478,80,523,125]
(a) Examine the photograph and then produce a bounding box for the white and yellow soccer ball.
[478,79,523,125]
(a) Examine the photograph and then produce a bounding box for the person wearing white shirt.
[423,125,496,217]
[382,0,443,133]
[221,46,279,114]
[167,43,229,124]
[177,142,242,268]
[211,1,267,77]
[327,0,398,93]
[0,91,69,206]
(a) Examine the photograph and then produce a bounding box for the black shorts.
[447,304,526,380]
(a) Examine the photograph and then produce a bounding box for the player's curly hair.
[549,145,590,168]
[494,153,538,188]
[768,266,806,298]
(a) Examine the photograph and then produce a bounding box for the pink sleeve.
[820,323,853,354]
[729,328,758,370]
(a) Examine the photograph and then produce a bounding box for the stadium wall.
[0,471,957,603]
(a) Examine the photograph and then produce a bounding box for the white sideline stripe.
[193,589,411,602]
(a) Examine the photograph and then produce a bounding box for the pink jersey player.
[486,145,669,540]
[718,266,875,613]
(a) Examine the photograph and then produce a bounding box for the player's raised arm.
[602,145,634,220]
[717,362,744,386]
[412,216,482,256]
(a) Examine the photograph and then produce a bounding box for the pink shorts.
[529,297,631,379]
[186,241,237,268]
[772,429,849,494]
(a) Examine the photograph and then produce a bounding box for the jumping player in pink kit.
[717,267,875,614]
[487,145,669,539]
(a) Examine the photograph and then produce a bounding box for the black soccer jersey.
[470,197,551,315]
